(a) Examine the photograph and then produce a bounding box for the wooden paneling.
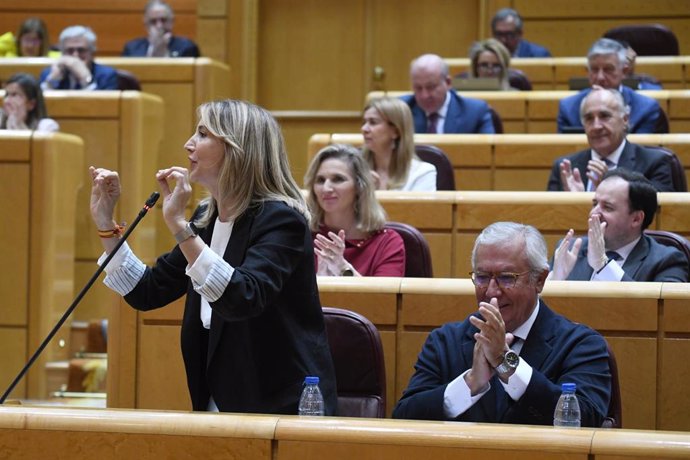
[0,0,197,57]
[0,133,83,400]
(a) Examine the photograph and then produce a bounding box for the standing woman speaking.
[89,99,337,415]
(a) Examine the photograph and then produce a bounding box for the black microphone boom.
[0,191,160,404]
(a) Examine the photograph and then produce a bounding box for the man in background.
[491,8,551,58]
[122,0,200,57]
[40,25,118,90]
[401,54,495,134]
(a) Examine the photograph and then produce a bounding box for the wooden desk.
[0,132,83,400]
[308,133,690,191]
[445,56,690,90]
[367,90,690,134]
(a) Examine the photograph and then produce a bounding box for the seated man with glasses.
[122,0,200,57]
[393,221,611,426]
[39,25,117,90]
[491,8,551,58]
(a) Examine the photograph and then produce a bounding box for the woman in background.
[305,144,405,277]
[469,38,514,91]
[90,99,336,415]
[361,97,436,191]
[1,73,58,131]
[16,18,51,57]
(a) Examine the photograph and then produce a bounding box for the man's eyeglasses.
[63,46,89,55]
[493,31,519,40]
[469,270,531,289]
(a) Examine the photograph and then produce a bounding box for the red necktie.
[427,113,439,133]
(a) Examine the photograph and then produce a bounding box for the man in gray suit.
[549,169,688,282]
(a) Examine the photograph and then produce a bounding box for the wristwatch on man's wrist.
[495,349,519,374]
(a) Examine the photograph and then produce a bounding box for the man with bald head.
[401,53,495,134]
[557,38,662,133]
[548,88,674,192]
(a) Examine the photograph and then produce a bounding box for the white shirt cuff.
[443,369,491,418]
[591,260,625,281]
[97,242,146,296]
[500,357,533,401]
[186,245,234,302]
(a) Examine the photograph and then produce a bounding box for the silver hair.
[491,8,523,32]
[59,25,97,51]
[587,38,627,70]
[579,87,631,123]
[471,222,549,280]
[410,54,449,79]
[145,0,174,19]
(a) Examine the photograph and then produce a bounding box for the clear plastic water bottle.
[553,382,581,427]
[298,376,324,416]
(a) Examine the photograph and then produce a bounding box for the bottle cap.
[561,382,576,392]
[305,376,319,385]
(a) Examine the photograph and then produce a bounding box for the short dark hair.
[601,168,658,230]
[491,8,523,32]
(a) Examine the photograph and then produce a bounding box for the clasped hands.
[148,25,172,57]
[47,56,92,87]
[559,158,610,191]
[314,230,354,276]
[3,98,29,129]
[465,298,515,394]
[549,214,608,280]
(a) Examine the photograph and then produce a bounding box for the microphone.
[0,192,160,404]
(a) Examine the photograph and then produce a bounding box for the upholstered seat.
[116,69,141,90]
[602,340,622,428]
[384,221,433,277]
[644,230,690,264]
[604,24,679,56]
[644,145,686,191]
[415,144,455,190]
[322,307,386,418]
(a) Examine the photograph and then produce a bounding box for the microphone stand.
[0,192,160,404]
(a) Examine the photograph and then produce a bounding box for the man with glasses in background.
[491,8,551,58]
[40,25,117,90]
[122,0,200,57]
[393,221,611,426]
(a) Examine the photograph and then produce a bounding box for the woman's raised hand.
[89,166,121,229]
[156,166,192,231]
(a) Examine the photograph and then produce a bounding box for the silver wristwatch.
[495,350,519,374]
[174,222,198,244]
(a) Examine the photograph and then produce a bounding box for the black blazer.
[124,201,337,414]
[122,36,200,57]
[547,141,675,192]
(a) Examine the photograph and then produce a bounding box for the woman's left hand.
[156,166,192,233]
[4,99,28,130]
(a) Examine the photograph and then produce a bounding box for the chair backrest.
[116,69,141,90]
[508,68,532,91]
[644,229,690,265]
[644,145,687,191]
[489,106,503,133]
[384,221,433,277]
[654,107,670,134]
[415,144,456,190]
[602,340,623,428]
[604,24,680,56]
[322,307,386,418]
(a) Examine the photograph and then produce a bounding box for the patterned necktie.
[427,113,439,134]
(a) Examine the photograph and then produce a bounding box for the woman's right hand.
[89,166,121,229]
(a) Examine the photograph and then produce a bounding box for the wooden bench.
[0,0,198,57]
[2,406,690,459]
[0,132,83,400]
[367,90,690,134]
[445,56,690,90]
[109,277,690,431]
[307,133,690,191]
[0,57,231,255]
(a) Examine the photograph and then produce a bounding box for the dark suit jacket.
[124,201,337,415]
[401,91,495,134]
[122,36,200,57]
[392,301,611,426]
[547,141,675,192]
[557,86,661,134]
[39,61,118,90]
[562,235,689,282]
[514,39,552,58]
